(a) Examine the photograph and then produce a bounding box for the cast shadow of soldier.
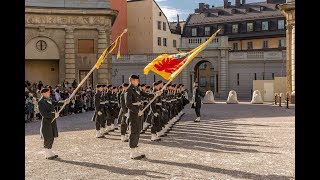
[54,158,169,179]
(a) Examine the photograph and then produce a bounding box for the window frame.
[232,24,239,33]
[247,41,253,50]
[157,21,161,30]
[204,26,211,36]
[191,28,197,36]
[157,37,161,46]
[262,21,269,31]
[247,22,253,32]
[278,19,285,30]
[199,76,206,87]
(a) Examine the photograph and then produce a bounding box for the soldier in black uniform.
[116,85,123,130]
[105,85,116,132]
[38,88,70,159]
[119,83,129,142]
[192,82,204,122]
[150,82,162,141]
[111,86,120,130]
[92,84,107,138]
[125,75,162,159]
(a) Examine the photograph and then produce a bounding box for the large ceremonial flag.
[144,29,221,80]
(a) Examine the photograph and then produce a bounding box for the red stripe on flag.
[154,57,187,74]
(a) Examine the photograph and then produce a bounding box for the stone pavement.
[25,101,295,180]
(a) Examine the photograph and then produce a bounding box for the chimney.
[235,0,240,7]
[242,0,246,5]
[199,3,205,10]
[177,14,180,24]
[223,0,228,8]
[176,14,181,34]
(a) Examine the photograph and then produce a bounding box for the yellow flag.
[95,29,128,69]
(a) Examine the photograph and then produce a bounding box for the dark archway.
[194,60,218,94]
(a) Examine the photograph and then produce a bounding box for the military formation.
[91,75,190,159]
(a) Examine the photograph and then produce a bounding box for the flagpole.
[139,79,172,115]
[51,29,128,123]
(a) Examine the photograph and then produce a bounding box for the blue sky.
[154,0,265,22]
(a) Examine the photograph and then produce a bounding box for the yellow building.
[127,0,181,54]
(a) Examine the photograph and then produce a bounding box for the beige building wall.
[127,0,153,54]
[127,0,181,54]
[229,37,286,50]
[152,1,180,54]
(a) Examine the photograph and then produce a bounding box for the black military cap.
[167,84,172,87]
[40,88,50,93]
[172,84,176,87]
[96,84,103,88]
[118,85,123,89]
[122,83,129,87]
[146,85,150,89]
[112,86,117,89]
[157,80,163,84]
[107,85,113,88]
[102,84,107,87]
[140,84,146,87]
[129,74,139,79]
[153,82,160,86]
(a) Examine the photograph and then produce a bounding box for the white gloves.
[138,110,143,117]
[97,111,102,116]
[155,90,163,96]
[54,112,59,119]
[124,112,129,118]
[64,98,71,104]
[154,112,159,117]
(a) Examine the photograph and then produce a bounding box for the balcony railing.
[229,51,286,61]
[180,36,228,49]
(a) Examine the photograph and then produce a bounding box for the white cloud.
[161,6,188,22]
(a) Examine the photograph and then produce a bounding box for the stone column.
[219,50,228,99]
[285,22,292,96]
[65,27,76,83]
[291,24,295,93]
[97,28,110,84]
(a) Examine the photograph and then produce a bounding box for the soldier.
[116,85,123,128]
[192,82,204,122]
[38,88,70,159]
[150,81,162,141]
[111,86,120,130]
[105,85,116,132]
[92,84,107,138]
[119,83,129,142]
[125,75,162,159]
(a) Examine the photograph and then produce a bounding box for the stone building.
[25,0,118,87]
[277,0,295,103]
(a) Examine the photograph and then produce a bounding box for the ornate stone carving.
[25,14,109,26]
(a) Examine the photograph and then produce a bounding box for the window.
[200,77,206,87]
[217,25,224,34]
[205,26,210,36]
[232,24,238,33]
[173,40,177,47]
[247,22,253,32]
[262,21,269,30]
[157,21,161,30]
[263,40,268,48]
[272,73,275,80]
[36,40,47,51]
[210,76,215,87]
[254,73,257,80]
[163,22,166,31]
[191,28,197,36]
[247,41,253,49]
[199,63,206,69]
[278,20,285,29]
[278,39,285,47]
[78,39,94,53]
[163,38,167,46]
[157,37,161,46]
[237,73,240,86]
[159,12,162,16]
[232,43,238,50]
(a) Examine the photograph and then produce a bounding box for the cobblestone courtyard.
[25,101,295,180]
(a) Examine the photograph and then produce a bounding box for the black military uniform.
[125,75,154,159]
[38,88,66,159]
[150,82,162,141]
[93,84,106,138]
[119,83,129,142]
[192,82,204,122]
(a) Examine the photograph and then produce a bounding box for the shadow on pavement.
[143,158,294,180]
[55,158,169,179]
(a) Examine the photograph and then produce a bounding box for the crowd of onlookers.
[25,79,96,123]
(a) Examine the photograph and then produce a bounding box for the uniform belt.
[110,101,117,103]
[156,103,162,106]
[143,100,148,103]
[177,97,182,99]
[132,102,142,105]
[100,101,107,104]
[172,99,177,101]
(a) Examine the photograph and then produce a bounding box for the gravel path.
[25,101,295,180]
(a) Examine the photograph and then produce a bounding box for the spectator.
[38,81,44,90]
[72,79,77,88]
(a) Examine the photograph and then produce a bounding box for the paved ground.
[25,101,295,180]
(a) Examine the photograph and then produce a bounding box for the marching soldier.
[105,85,115,132]
[111,86,120,130]
[38,88,70,159]
[192,81,204,122]
[125,75,162,159]
[116,85,123,129]
[119,83,130,142]
[150,82,162,141]
[92,84,107,138]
